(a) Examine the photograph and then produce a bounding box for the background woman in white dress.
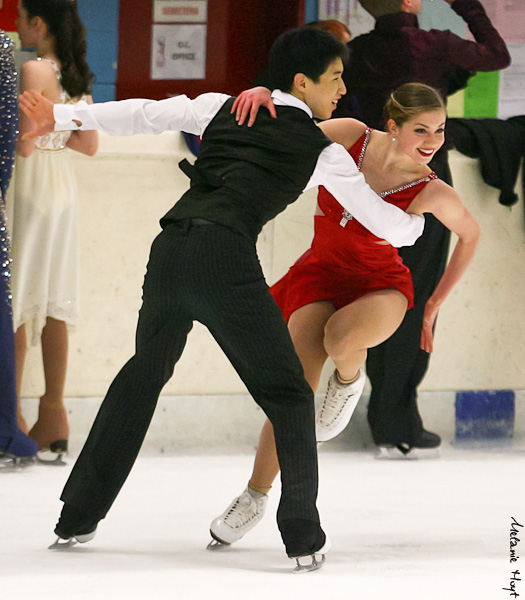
[11,0,98,461]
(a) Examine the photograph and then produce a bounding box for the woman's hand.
[231,86,276,127]
[420,297,440,353]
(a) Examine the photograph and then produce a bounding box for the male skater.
[20,27,424,572]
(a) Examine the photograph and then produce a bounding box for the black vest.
[160,97,332,242]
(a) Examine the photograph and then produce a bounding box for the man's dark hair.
[268,26,349,92]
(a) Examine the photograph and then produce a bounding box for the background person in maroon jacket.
[334,0,510,458]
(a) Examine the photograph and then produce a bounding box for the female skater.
[208,83,480,547]
[11,0,97,462]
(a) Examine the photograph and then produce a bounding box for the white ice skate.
[291,536,332,574]
[207,486,268,549]
[315,370,366,443]
[48,528,97,550]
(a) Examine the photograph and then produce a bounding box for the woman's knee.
[323,318,353,359]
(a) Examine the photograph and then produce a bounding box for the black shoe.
[54,504,99,540]
[412,430,441,448]
[279,518,328,558]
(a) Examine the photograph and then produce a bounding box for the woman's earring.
[392,136,396,142]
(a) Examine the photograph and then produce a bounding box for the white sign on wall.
[318,0,374,38]
[153,0,207,24]
[151,24,206,80]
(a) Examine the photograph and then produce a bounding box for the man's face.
[303,58,346,120]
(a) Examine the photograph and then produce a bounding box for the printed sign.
[153,0,207,24]
[151,24,206,80]
[318,0,374,37]
[498,42,525,118]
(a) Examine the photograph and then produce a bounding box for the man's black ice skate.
[49,505,98,550]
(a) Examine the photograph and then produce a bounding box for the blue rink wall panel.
[455,390,515,441]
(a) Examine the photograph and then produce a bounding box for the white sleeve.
[306,143,425,248]
[53,92,231,137]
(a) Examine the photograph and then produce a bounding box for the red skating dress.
[270,128,438,322]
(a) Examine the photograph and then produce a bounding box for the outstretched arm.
[20,90,230,139]
[411,180,481,352]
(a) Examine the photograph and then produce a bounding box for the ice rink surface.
[1,447,524,600]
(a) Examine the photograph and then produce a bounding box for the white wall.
[15,132,525,450]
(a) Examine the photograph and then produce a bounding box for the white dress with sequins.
[10,59,81,344]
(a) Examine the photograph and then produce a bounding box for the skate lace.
[223,492,263,530]
[318,379,355,427]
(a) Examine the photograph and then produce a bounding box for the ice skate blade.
[48,528,96,550]
[49,536,78,550]
[293,553,326,574]
[207,535,230,551]
[37,450,67,466]
[0,454,36,470]
[207,539,229,550]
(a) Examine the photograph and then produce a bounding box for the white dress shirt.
[54,91,424,247]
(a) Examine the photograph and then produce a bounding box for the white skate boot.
[207,486,268,549]
[316,370,366,443]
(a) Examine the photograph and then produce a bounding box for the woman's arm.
[16,60,50,157]
[318,118,367,150]
[66,95,98,156]
[410,180,481,352]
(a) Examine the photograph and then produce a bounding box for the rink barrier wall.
[14,136,525,400]
[20,390,525,455]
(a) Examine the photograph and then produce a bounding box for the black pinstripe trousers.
[60,221,320,546]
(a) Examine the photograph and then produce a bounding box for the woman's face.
[16,1,37,49]
[393,109,446,165]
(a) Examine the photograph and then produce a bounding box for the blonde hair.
[358,0,404,18]
[384,83,446,126]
